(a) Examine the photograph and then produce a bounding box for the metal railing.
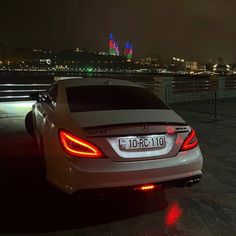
[0,83,50,101]
[1,78,236,120]
[164,79,236,120]
[225,75,236,90]
[171,78,212,93]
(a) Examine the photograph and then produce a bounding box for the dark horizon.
[1,0,236,62]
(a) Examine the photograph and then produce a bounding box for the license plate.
[119,136,166,151]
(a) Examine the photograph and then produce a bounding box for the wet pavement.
[0,102,236,235]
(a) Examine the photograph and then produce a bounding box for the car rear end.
[47,80,203,194]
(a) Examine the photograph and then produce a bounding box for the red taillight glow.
[134,184,160,191]
[59,130,104,158]
[180,128,198,151]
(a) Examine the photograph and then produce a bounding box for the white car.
[25,78,203,194]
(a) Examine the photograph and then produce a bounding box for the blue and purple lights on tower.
[108,33,133,59]
[109,33,119,56]
[124,41,133,60]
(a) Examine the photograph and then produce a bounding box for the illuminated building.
[124,41,133,60]
[186,61,198,71]
[109,33,119,56]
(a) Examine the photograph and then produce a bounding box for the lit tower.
[109,33,119,56]
[114,41,119,56]
[124,41,133,61]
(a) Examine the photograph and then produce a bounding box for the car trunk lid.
[71,109,189,162]
[72,109,186,129]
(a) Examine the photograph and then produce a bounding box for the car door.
[34,84,58,139]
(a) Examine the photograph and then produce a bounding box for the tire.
[25,111,35,137]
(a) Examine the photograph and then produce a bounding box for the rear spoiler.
[82,121,187,130]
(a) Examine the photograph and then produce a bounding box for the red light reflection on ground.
[165,202,183,226]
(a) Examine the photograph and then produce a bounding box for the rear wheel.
[25,111,35,137]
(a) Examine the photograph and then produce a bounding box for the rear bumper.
[73,174,202,195]
[46,147,203,194]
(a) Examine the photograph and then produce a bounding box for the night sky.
[1,0,236,62]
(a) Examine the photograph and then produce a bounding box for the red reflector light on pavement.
[165,202,183,226]
[134,184,160,191]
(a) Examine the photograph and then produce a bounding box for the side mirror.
[44,96,52,104]
[30,92,40,101]
[41,93,52,104]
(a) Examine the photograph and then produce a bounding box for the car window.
[66,85,169,112]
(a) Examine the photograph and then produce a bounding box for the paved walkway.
[0,101,34,118]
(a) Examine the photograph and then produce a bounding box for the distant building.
[186,61,207,73]
[213,63,230,75]
[124,41,133,60]
[108,33,119,56]
[186,61,198,71]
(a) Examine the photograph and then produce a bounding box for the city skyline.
[1,1,236,62]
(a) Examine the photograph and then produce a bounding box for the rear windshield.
[66,85,169,112]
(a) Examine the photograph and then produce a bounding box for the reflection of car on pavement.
[25,78,203,194]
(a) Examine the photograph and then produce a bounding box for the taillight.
[59,130,104,158]
[180,128,198,151]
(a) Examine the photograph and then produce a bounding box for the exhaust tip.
[184,178,200,188]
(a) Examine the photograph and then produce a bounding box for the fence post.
[153,77,173,103]
[210,75,219,122]
[218,76,225,98]
[211,91,217,122]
